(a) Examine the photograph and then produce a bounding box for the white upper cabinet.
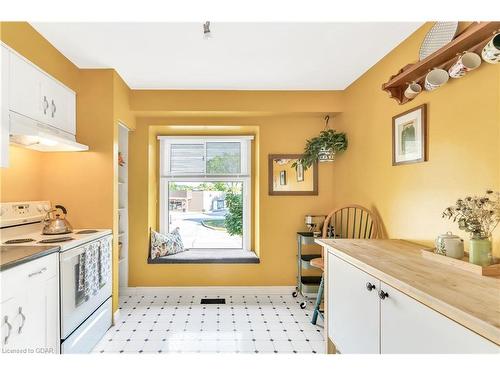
[9,50,45,123]
[7,45,76,136]
[41,72,76,135]
[1,45,9,167]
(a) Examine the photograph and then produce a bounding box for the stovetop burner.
[4,238,36,244]
[75,230,99,234]
[38,237,75,244]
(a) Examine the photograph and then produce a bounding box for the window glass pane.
[170,144,205,174]
[168,181,243,249]
[206,142,241,174]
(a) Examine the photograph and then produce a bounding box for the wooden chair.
[310,204,379,325]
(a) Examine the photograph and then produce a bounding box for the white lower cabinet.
[380,282,498,354]
[328,252,380,353]
[0,253,59,354]
[327,251,499,354]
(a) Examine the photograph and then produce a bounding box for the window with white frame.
[159,136,253,251]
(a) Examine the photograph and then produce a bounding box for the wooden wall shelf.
[382,22,500,105]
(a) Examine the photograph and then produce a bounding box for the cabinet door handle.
[3,316,12,345]
[17,307,26,334]
[378,290,389,300]
[51,100,56,117]
[42,96,49,114]
[366,282,376,291]
[28,267,47,278]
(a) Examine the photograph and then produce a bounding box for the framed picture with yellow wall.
[392,104,427,166]
[268,154,318,196]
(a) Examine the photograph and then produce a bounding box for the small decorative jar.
[469,235,492,266]
[435,232,464,259]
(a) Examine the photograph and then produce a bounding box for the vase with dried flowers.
[442,190,500,266]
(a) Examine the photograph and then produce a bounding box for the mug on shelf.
[424,68,449,91]
[448,52,482,78]
[404,82,422,99]
[482,33,500,64]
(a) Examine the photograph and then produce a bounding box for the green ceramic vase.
[469,238,492,266]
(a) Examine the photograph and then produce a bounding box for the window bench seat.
[148,250,260,264]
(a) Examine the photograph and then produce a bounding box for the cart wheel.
[300,301,307,309]
[292,291,298,298]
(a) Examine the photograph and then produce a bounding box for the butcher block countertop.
[315,239,500,346]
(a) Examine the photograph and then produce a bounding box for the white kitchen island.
[316,238,500,354]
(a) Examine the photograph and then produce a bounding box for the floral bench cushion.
[150,228,186,259]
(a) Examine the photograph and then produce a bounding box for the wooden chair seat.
[310,257,324,271]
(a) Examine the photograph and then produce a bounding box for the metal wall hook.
[324,115,331,129]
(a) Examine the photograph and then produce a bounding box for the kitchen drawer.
[0,253,58,302]
[61,297,112,353]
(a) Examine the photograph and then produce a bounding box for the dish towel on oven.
[77,241,100,298]
[98,237,111,287]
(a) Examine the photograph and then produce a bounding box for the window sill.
[148,249,260,264]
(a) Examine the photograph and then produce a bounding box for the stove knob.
[37,205,44,213]
[43,205,51,212]
[0,207,5,216]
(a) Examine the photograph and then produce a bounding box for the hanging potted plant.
[294,115,348,170]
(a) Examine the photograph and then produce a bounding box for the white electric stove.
[0,201,113,354]
[0,201,111,250]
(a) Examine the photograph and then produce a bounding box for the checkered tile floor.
[93,292,325,354]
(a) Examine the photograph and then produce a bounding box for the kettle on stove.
[42,205,73,235]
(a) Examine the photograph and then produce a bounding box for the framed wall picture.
[392,104,427,165]
[268,154,318,196]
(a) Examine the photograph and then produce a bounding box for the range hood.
[9,111,88,152]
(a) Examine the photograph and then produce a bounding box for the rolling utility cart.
[293,232,323,309]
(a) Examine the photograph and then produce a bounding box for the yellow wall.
[130,90,344,115]
[128,115,335,286]
[0,22,80,91]
[2,21,499,296]
[0,22,80,204]
[333,23,500,255]
[0,22,133,312]
[112,71,135,309]
[0,147,44,201]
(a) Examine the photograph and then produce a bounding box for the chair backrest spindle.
[322,204,379,241]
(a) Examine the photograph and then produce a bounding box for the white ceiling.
[31,22,423,90]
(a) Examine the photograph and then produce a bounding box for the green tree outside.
[207,153,240,174]
[224,191,243,236]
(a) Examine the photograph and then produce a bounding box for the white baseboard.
[119,286,296,296]
[113,309,120,324]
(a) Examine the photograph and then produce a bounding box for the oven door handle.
[60,245,87,262]
[60,235,112,262]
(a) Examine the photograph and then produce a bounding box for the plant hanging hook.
[324,115,330,130]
